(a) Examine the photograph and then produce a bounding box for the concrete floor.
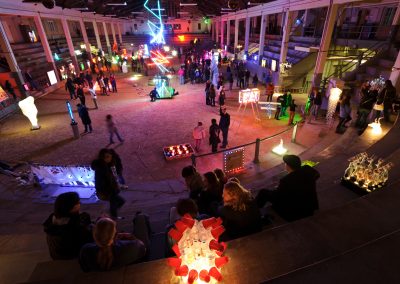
[0,70,389,283]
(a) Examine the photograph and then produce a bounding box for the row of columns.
[211,3,400,89]
[0,15,124,95]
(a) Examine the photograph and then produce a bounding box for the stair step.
[378,58,394,68]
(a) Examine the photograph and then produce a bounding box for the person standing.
[193,122,206,152]
[76,85,86,106]
[99,76,108,96]
[275,94,284,120]
[91,149,125,219]
[376,79,397,122]
[266,82,274,102]
[228,72,234,91]
[205,80,211,105]
[280,92,288,117]
[110,73,117,93]
[106,114,124,144]
[288,99,297,125]
[218,86,226,106]
[219,106,230,148]
[252,73,259,88]
[336,93,352,133]
[178,66,185,85]
[25,69,39,91]
[209,119,221,153]
[88,86,98,109]
[209,84,216,107]
[103,75,110,93]
[245,69,251,88]
[85,72,93,88]
[65,78,76,100]
[77,103,93,133]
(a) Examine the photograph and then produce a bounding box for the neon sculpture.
[144,0,165,45]
[272,139,288,155]
[167,215,228,283]
[18,96,40,130]
[238,88,260,104]
[150,50,170,73]
[66,101,76,124]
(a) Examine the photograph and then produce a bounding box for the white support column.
[258,14,267,64]
[312,4,339,87]
[234,18,239,51]
[226,20,230,47]
[92,21,102,51]
[103,22,111,54]
[211,21,215,41]
[61,18,79,73]
[111,22,117,45]
[33,15,60,82]
[279,10,293,66]
[117,23,123,44]
[79,19,92,60]
[216,20,219,44]
[0,20,26,96]
[244,16,250,52]
[220,20,224,48]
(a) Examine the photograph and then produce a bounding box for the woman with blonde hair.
[219,181,262,241]
[79,217,146,272]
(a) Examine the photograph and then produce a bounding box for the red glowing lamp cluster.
[163,144,194,160]
[167,215,229,283]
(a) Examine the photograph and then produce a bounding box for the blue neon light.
[66,101,76,123]
[144,0,165,44]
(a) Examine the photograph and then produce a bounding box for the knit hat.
[283,155,301,170]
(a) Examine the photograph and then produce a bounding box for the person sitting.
[79,217,147,272]
[43,192,93,260]
[219,181,262,241]
[149,87,159,102]
[181,165,204,200]
[256,155,320,222]
[197,172,222,216]
[214,168,227,196]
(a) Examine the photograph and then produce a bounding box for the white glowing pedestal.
[18,96,40,130]
[368,118,382,135]
[272,139,288,155]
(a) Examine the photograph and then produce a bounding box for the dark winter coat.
[91,159,119,200]
[43,213,92,260]
[77,105,91,124]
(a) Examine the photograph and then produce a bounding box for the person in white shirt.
[88,87,98,109]
[192,122,206,152]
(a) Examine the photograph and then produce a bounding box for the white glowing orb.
[18,96,40,130]
[172,50,178,56]
[272,139,287,155]
[239,88,260,104]
[368,118,382,135]
[163,45,170,52]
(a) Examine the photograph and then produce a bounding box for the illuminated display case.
[164,144,194,160]
[238,88,260,104]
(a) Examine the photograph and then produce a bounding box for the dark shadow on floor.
[20,137,76,161]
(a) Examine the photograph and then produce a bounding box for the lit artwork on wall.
[18,96,40,130]
[144,0,165,44]
[167,215,228,283]
[223,147,245,174]
[47,70,58,85]
[238,88,260,104]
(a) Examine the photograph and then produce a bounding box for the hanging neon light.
[150,50,169,73]
[144,0,165,44]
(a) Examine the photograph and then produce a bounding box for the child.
[106,115,124,144]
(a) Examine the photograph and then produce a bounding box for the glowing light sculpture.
[168,215,228,283]
[144,0,165,45]
[150,50,170,73]
[272,139,287,155]
[18,96,40,130]
[368,118,383,135]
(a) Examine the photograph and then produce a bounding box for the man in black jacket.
[209,119,221,153]
[256,155,320,222]
[43,192,92,260]
[219,106,230,148]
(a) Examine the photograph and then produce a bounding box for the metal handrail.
[191,119,303,166]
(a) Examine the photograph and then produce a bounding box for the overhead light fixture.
[221,8,234,10]
[247,1,263,5]
[151,8,165,10]
[105,14,117,17]
[106,2,127,6]
[180,3,197,6]
[131,12,144,14]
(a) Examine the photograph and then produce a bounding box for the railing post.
[254,138,260,164]
[291,123,298,143]
[191,154,196,167]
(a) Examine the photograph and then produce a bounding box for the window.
[47,21,56,32]
[198,23,201,30]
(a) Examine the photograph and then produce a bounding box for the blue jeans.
[109,129,123,143]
